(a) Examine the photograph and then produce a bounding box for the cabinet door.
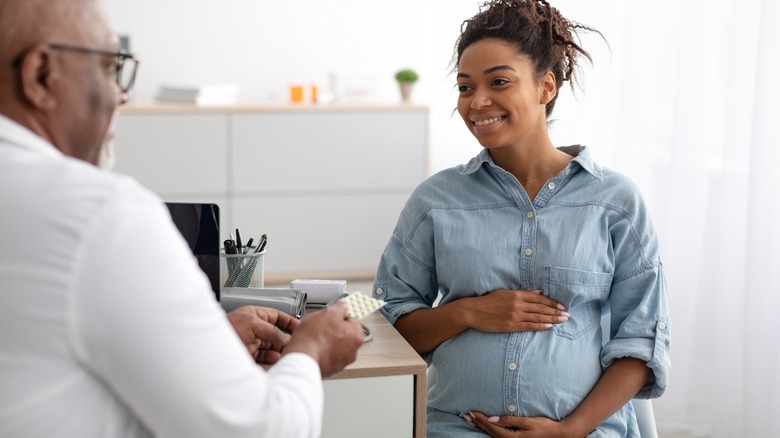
[322,376,414,438]
[113,113,229,196]
[229,109,427,277]
[230,110,427,193]
[232,193,408,276]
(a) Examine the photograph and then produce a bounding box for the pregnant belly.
[427,328,603,419]
[427,329,509,415]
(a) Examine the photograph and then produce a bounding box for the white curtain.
[546,1,780,436]
[432,1,780,436]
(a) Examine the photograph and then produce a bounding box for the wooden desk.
[323,311,427,437]
[262,309,426,436]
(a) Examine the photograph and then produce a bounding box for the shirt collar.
[0,113,63,159]
[460,148,495,174]
[460,145,604,180]
[560,145,604,180]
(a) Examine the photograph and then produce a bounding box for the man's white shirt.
[0,114,323,437]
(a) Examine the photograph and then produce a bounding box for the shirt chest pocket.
[543,267,612,341]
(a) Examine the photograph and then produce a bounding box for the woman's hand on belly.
[395,289,568,354]
[466,411,572,438]
[465,289,570,333]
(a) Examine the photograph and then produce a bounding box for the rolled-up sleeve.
[602,260,671,399]
[373,204,439,325]
[599,181,672,399]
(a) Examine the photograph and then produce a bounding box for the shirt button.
[548,182,556,190]
[508,363,517,371]
[658,322,667,331]
[565,168,571,175]
[375,287,384,295]
[524,248,533,256]
[526,211,534,219]
[508,405,517,412]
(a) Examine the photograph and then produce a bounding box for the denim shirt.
[373,146,671,437]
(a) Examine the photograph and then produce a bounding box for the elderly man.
[0,0,364,436]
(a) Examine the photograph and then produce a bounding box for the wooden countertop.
[323,310,428,437]
[259,308,427,380]
[263,307,428,436]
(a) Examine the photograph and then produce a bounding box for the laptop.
[165,202,221,301]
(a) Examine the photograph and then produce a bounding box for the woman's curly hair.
[454,0,603,117]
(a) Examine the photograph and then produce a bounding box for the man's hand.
[226,306,300,364]
[283,305,364,377]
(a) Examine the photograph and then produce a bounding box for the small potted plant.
[395,68,419,102]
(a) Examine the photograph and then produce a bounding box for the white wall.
[104,0,626,173]
[105,0,463,103]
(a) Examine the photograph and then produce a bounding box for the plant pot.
[399,81,415,102]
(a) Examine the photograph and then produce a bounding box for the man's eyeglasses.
[48,43,140,94]
[12,43,140,94]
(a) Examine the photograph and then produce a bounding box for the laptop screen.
[165,202,221,301]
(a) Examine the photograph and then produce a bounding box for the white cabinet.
[322,376,413,438]
[230,112,426,192]
[114,105,428,279]
[114,113,229,194]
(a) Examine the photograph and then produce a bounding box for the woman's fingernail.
[561,311,570,318]
[544,323,553,329]
[488,416,500,423]
[466,419,475,426]
[464,413,472,421]
[557,303,566,310]
[557,315,569,322]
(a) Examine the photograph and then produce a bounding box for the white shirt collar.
[0,113,63,159]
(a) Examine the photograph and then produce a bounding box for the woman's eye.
[492,78,509,86]
[458,84,472,93]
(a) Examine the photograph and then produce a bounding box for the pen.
[245,237,254,251]
[224,239,237,254]
[235,228,243,252]
[255,234,267,253]
[223,239,239,286]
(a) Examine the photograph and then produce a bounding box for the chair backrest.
[633,399,658,438]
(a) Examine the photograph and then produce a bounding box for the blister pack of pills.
[342,292,386,319]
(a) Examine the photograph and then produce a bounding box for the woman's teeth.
[475,116,504,126]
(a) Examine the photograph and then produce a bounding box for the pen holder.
[220,250,266,288]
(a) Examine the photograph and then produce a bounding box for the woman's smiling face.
[456,38,555,152]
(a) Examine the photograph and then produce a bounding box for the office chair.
[633,398,659,438]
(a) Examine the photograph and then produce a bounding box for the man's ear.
[17,45,58,110]
[539,70,557,105]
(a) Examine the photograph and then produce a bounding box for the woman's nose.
[471,90,491,109]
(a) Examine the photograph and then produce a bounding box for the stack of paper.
[156,83,239,106]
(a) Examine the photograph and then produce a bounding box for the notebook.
[165,202,221,301]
